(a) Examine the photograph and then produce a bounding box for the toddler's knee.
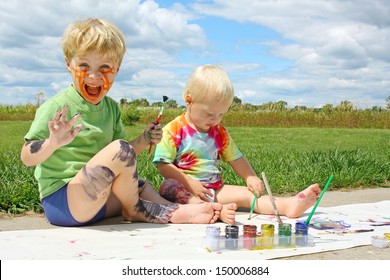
[159,179,190,204]
[112,139,136,167]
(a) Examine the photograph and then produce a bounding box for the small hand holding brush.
[148,95,169,154]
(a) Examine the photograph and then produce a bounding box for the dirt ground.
[1,187,389,260]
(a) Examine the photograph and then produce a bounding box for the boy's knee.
[112,139,136,167]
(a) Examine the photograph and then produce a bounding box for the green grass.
[1,121,389,214]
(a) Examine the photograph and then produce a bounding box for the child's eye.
[100,65,113,73]
[78,63,89,70]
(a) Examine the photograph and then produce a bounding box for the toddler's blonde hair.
[62,18,126,65]
[183,65,234,105]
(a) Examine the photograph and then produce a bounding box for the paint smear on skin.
[134,199,178,224]
[81,165,115,200]
[297,193,305,199]
[29,139,45,154]
[112,140,136,167]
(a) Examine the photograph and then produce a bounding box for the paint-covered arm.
[20,105,83,166]
[128,122,162,155]
[228,157,264,197]
[21,138,59,166]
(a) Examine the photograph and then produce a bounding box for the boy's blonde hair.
[183,65,234,105]
[62,18,126,65]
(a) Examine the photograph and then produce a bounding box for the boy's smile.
[67,52,119,105]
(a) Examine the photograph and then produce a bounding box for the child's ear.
[65,57,71,72]
[185,92,192,105]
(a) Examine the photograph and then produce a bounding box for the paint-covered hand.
[143,121,162,145]
[246,176,264,197]
[48,104,83,149]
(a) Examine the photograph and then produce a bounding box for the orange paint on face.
[67,52,119,105]
[72,66,116,104]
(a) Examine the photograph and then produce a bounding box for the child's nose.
[88,69,102,78]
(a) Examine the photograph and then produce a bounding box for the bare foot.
[170,202,222,224]
[285,184,321,218]
[219,203,237,224]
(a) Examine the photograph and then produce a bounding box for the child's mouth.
[84,84,102,97]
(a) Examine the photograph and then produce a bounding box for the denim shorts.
[41,184,106,227]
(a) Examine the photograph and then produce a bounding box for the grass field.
[0,121,389,214]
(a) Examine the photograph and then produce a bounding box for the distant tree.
[119,98,128,105]
[233,96,242,105]
[229,96,242,111]
[274,100,288,111]
[129,98,149,107]
[371,106,383,112]
[322,104,334,114]
[241,103,257,111]
[336,100,353,112]
[35,91,45,106]
[165,99,178,108]
[292,105,307,112]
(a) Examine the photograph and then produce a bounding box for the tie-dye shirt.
[153,113,243,189]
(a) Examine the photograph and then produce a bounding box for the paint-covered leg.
[129,199,179,224]
[81,165,116,200]
[159,179,193,204]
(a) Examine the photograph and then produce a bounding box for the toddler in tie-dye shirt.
[153,65,322,224]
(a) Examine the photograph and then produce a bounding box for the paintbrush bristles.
[163,95,169,102]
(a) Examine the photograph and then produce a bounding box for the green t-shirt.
[24,86,126,199]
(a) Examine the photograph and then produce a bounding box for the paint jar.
[225,225,239,250]
[243,225,257,249]
[260,224,274,249]
[295,221,309,246]
[278,223,292,246]
[205,226,221,251]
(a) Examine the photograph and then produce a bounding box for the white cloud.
[192,0,390,108]
[0,0,205,105]
[0,0,389,108]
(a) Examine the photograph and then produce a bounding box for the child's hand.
[187,179,212,202]
[143,122,162,145]
[48,105,83,149]
[246,176,264,197]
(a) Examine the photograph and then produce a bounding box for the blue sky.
[1,0,389,108]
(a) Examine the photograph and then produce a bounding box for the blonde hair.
[62,18,126,65]
[183,65,234,104]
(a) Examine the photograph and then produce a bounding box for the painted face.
[185,98,231,133]
[66,52,119,105]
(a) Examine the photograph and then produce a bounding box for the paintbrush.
[261,172,283,224]
[317,229,374,235]
[248,195,257,220]
[305,175,333,225]
[148,95,169,154]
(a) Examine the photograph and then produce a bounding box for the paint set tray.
[202,234,314,251]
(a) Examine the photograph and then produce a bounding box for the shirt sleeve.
[152,127,177,164]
